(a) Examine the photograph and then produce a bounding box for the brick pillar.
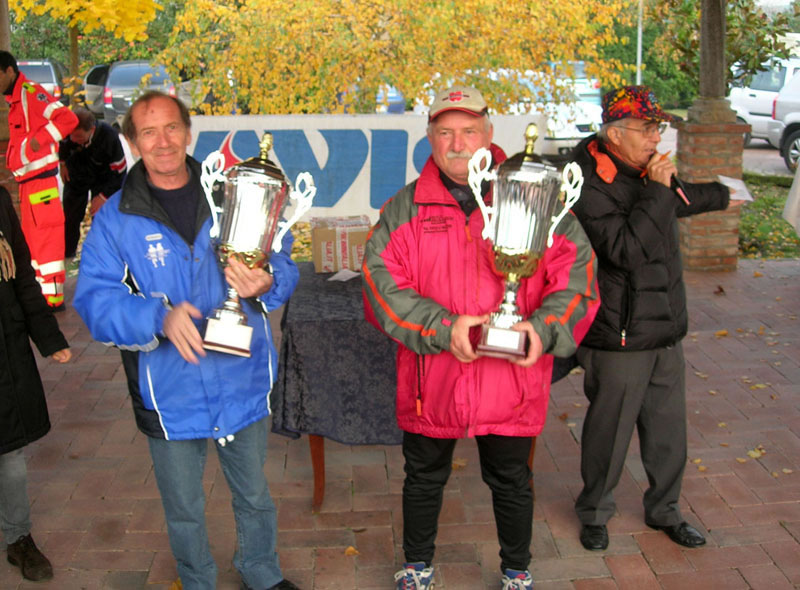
[675,97,747,271]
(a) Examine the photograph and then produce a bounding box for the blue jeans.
[0,448,32,544]
[148,418,282,590]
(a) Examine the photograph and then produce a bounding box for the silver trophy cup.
[200,133,315,357]
[467,123,583,359]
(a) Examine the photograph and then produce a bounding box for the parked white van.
[728,57,800,146]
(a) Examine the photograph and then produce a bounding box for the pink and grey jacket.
[362,145,600,439]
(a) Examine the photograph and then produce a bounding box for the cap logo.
[447,91,466,103]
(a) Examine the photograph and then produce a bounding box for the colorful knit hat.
[601,85,676,124]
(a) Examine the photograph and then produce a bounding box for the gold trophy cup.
[467,124,583,359]
[200,133,315,357]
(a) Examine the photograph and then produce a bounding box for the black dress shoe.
[242,580,301,590]
[6,534,53,581]
[648,521,706,547]
[579,524,609,550]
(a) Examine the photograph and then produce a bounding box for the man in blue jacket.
[73,91,299,590]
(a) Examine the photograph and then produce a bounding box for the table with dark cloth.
[270,262,402,508]
[271,261,402,444]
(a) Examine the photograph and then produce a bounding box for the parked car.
[495,70,602,158]
[550,61,602,105]
[766,71,800,171]
[412,71,602,159]
[728,57,800,146]
[79,64,110,118]
[17,59,70,104]
[375,85,406,114]
[102,60,190,124]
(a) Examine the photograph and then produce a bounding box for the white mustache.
[446,150,472,160]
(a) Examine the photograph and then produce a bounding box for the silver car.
[729,57,800,147]
[17,59,69,105]
[766,71,800,171]
[102,61,183,124]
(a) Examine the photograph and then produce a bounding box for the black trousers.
[402,431,533,572]
[62,183,90,258]
[575,344,687,527]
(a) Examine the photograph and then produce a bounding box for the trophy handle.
[547,161,584,248]
[467,147,497,241]
[201,150,227,239]
[272,172,316,253]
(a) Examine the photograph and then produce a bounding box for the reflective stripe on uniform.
[11,153,60,179]
[36,280,63,295]
[29,186,59,205]
[45,120,64,142]
[37,259,65,276]
[19,138,30,165]
[45,293,64,306]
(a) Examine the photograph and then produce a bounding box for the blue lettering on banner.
[271,130,368,208]
[192,128,433,211]
[370,129,408,209]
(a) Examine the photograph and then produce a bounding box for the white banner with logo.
[187,113,545,222]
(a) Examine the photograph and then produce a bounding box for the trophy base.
[477,324,527,360]
[203,317,253,358]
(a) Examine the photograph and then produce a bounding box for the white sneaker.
[394,561,435,589]
[502,568,533,589]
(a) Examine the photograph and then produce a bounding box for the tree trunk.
[69,26,79,76]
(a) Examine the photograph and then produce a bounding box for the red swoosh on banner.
[219,131,242,169]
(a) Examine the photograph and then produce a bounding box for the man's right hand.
[163,302,206,364]
[90,194,107,215]
[449,314,489,363]
[646,151,677,187]
[60,164,70,183]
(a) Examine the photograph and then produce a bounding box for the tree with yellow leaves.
[161,0,634,115]
[9,0,162,75]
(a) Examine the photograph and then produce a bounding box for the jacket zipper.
[416,354,424,416]
[620,281,632,347]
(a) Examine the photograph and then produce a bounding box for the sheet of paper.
[718,175,754,201]
[328,269,360,282]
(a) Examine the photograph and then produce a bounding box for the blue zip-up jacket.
[74,157,299,441]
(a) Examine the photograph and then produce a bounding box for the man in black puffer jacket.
[569,86,742,552]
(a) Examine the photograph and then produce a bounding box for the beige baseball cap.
[428,85,488,121]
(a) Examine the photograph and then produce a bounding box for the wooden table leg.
[309,434,325,513]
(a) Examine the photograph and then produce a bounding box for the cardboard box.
[311,215,371,273]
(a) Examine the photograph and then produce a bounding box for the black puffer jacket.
[570,135,729,351]
[0,188,68,454]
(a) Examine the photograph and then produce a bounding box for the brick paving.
[1,258,798,589]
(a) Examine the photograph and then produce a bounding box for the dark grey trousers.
[575,344,687,527]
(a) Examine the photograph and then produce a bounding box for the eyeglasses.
[616,122,668,137]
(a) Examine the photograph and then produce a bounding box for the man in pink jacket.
[363,85,600,590]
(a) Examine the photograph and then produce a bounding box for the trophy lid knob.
[523,124,538,161]
[259,133,274,162]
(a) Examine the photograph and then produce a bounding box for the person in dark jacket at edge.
[59,106,127,258]
[570,85,744,552]
[0,187,71,581]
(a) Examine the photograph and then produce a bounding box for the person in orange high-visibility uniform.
[1,51,78,309]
